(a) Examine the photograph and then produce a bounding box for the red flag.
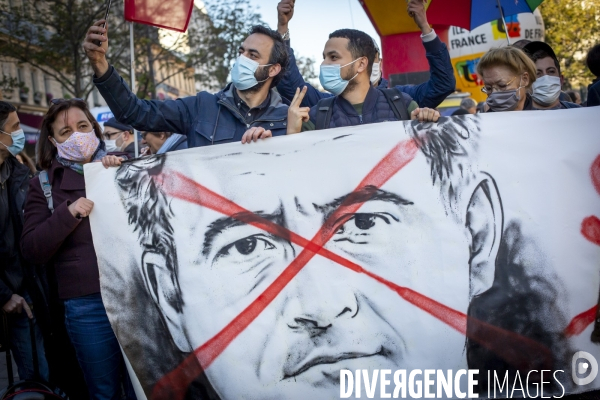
[124,0,194,32]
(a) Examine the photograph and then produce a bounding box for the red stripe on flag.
[124,0,194,32]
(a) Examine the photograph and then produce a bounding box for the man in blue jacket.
[83,24,290,146]
[286,28,440,134]
[275,0,455,109]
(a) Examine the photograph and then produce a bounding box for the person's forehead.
[242,33,273,57]
[5,112,20,128]
[535,56,557,70]
[324,37,351,56]
[103,126,121,133]
[481,65,514,81]
[175,135,437,215]
[54,108,88,127]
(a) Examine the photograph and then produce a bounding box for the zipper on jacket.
[218,99,287,125]
[359,114,363,123]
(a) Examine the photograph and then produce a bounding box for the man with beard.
[83,23,289,146]
[286,28,440,135]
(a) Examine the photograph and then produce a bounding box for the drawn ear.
[466,176,503,297]
[141,251,191,352]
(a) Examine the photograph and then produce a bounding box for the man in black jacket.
[0,101,49,380]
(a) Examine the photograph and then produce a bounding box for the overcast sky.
[248,0,381,65]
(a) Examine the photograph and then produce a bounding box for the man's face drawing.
[142,125,501,399]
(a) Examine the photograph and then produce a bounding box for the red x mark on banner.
[564,154,600,337]
[151,139,552,400]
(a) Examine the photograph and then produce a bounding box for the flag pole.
[496,0,511,45]
[130,21,139,158]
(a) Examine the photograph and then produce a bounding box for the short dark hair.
[329,29,377,75]
[511,39,531,50]
[38,99,102,170]
[0,101,17,131]
[586,43,600,77]
[530,50,560,74]
[248,25,289,88]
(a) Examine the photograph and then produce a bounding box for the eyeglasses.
[50,98,85,105]
[481,75,519,94]
[103,130,125,140]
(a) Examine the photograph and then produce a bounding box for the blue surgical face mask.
[319,58,361,96]
[0,128,25,156]
[231,55,272,91]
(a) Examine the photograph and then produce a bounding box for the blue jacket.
[277,36,455,109]
[94,66,289,148]
[587,79,600,107]
[308,86,414,129]
[166,135,188,152]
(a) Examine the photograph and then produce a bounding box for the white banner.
[86,108,600,399]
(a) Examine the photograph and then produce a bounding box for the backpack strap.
[381,88,410,121]
[38,170,54,214]
[315,96,336,130]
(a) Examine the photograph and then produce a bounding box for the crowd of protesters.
[1,0,599,398]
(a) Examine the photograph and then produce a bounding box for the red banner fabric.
[124,0,194,32]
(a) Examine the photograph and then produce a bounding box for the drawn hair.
[408,115,481,218]
[115,156,183,312]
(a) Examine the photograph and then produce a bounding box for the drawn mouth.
[282,347,385,379]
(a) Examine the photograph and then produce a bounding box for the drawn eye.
[354,214,377,230]
[217,235,275,258]
[333,213,398,245]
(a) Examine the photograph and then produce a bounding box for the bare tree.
[0,0,132,99]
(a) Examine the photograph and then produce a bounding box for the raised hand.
[287,86,310,134]
[241,127,273,144]
[277,0,295,35]
[407,0,432,34]
[410,107,440,122]
[82,20,110,77]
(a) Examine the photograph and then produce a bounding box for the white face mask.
[531,75,562,106]
[370,62,382,84]
[104,140,119,153]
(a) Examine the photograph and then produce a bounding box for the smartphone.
[94,0,112,46]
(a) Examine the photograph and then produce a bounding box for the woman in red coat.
[21,99,136,400]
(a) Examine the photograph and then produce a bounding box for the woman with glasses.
[20,98,137,400]
[476,47,537,112]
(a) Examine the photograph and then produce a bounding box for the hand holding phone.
[93,0,112,46]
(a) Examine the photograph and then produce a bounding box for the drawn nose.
[285,256,359,337]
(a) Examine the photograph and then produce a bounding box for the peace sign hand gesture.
[287,86,310,135]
